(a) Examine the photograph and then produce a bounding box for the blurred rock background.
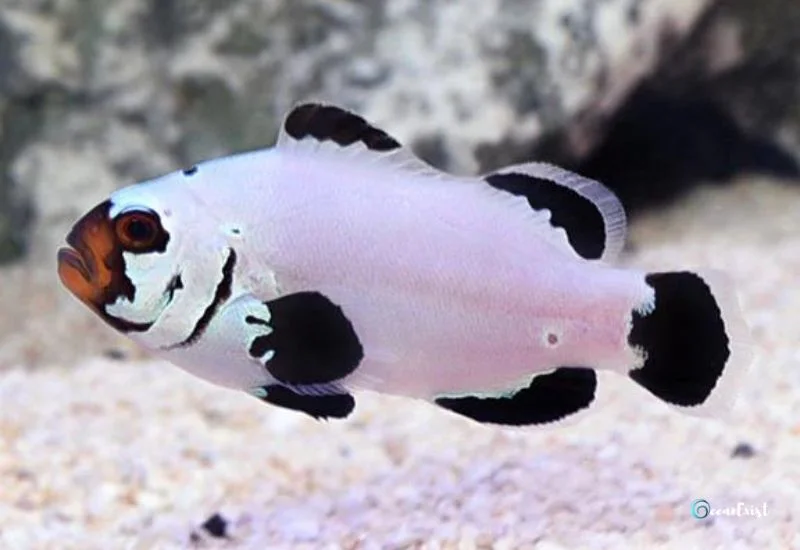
[0,0,798,365]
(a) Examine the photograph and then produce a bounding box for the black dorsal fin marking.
[252,384,355,420]
[282,103,401,152]
[483,162,627,261]
[485,172,606,259]
[247,291,364,385]
[434,367,597,426]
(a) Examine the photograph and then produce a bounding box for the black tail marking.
[628,272,730,407]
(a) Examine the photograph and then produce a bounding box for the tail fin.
[628,270,754,416]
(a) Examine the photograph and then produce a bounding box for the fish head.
[57,169,230,340]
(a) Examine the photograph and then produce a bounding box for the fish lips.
[58,230,93,281]
[57,201,114,307]
[57,247,91,284]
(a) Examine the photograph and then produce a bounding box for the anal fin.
[434,367,597,426]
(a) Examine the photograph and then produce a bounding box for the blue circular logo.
[691,499,711,519]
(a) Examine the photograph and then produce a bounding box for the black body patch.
[628,272,729,406]
[164,274,183,303]
[164,249,236,350]
[484,172,606,259]
[253,384,355,420]
[248,291,364,385]
[434,367,597,426]
[245,315,269,327]
[283,103,401,151]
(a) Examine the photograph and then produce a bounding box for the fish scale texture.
[0,176,798,548]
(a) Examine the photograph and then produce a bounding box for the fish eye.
[115,210,162,252]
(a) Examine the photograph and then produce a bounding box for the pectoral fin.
[246,291,364,385]
[250,384,355,420]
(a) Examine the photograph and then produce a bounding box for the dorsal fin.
[483,162,627,262]
[277,102,450,179]
[276,104,618,260]
[280,103,401,151]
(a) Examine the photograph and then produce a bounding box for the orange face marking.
[57,201,147,332]
[57,247,99,311]
[58,201,115,307]
[58,201,170,333]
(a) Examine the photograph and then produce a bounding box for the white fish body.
[58,103,753,426]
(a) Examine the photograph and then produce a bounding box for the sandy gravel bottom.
[0,176,798,549]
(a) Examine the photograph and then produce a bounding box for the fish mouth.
[58,223,94,281]
[57,247,91,284]
[56,201,116,309]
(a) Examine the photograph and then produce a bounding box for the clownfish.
[57,103,753,426]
